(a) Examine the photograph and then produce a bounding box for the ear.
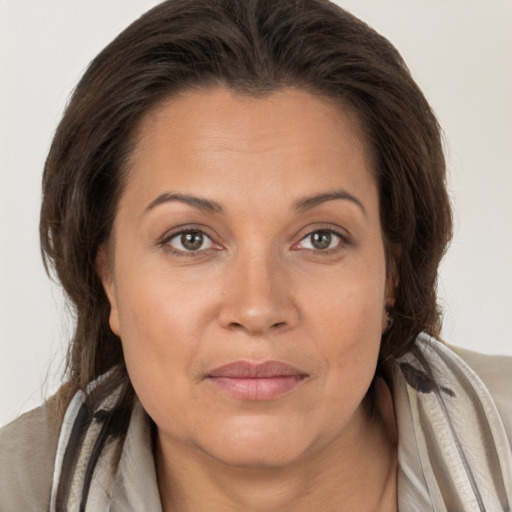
[95,245,121,336]
[382,245,400,332]
[384,266,398,308]
[385,242,400,304]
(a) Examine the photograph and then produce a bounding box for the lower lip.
[207,376,305,401]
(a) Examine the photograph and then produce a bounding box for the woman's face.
[100,87,393,468]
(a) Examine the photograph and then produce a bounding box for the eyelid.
[292,226,350,252]
[159,225,222,256]
[158,223,349,256]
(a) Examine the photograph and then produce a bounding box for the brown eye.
[295,229,345,252]
[181,231,204,250]
[311,231,332,250]
[167,230,214,252]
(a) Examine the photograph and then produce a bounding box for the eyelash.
[159,226,349,257]
[294,228,349,254]
[160,228,219,257]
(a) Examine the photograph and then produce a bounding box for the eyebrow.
[145,192,223,214]
[144,188,366,216]
[294,189,366,216]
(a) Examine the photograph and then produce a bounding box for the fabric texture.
[0,396,60,512]
[1,334,511,511]
[391,335,512,511]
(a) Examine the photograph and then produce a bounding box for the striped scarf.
[50,334,512,511]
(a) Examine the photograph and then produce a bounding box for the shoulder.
[448,343,512,445]
[0,396,60,511]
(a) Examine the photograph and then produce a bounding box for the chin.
[205,443,304,469]
[198,418,311,469]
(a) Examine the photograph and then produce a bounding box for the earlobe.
[384,248,399,307]
[382,305,394,333]
[108,307,121,336]
[382,287,397,334]
[95,246,121,336]
[383,258,399,334]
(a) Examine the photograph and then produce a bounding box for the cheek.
[300,257,386,342]
[114,249,217,343]
[111,262,217,418]
[117,303,203,437]
[117,283,211,358]
[298,257,386,388]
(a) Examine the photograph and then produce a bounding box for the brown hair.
[40,0,452,408]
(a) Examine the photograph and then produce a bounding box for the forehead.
[122,86,377,215]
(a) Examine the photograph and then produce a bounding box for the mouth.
[206,361,309,401]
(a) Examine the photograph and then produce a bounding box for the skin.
[98,87,397,511]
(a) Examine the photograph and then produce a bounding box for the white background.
[1,0,511,427]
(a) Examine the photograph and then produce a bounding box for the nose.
[218,251,299,336]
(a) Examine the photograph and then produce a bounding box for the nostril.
[227,320,287,333]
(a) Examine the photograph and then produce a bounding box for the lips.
[206,361,308,401]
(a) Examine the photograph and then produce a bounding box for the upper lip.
[207,360,308,379]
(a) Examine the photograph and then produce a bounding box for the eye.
[165,230,215,253]
[296,229,345,251]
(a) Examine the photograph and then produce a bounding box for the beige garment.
[392,341,512,510]
[1,342,511,511]
[0,395,60,512]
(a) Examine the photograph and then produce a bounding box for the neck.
[157,381,397,512]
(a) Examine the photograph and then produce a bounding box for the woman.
[1,0,511,510]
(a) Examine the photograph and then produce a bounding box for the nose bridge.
[219,243,297,334]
